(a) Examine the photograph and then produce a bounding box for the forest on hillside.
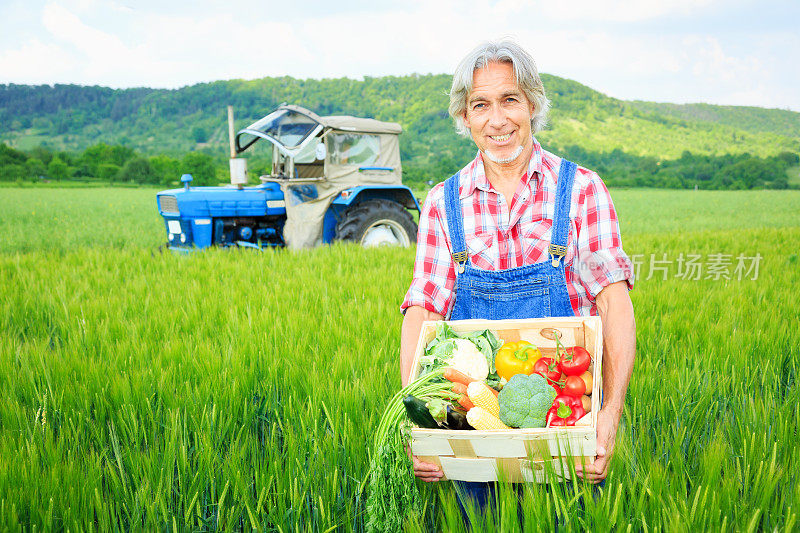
[1,74,798,189]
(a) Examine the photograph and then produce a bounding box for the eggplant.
[444,405,472,430]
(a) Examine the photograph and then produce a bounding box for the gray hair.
[448,40,550,136]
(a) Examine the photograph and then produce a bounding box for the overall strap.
[443,173,469,274]
[549,159,577,267]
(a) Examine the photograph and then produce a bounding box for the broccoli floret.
[498,374,557,428]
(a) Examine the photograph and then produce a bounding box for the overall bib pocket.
[464,275,551,319]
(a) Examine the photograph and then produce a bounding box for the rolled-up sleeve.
[575,176,635,298]
[400,186,456,315]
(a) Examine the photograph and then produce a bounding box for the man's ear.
[462,111,470,129]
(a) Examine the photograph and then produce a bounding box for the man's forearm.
[596,281,636,416]
[400,306,444,386]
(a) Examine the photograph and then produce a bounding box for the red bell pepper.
[546,394,586,427]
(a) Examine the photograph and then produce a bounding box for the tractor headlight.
[180,234,186,243]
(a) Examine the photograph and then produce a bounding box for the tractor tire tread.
[335,199,417,246]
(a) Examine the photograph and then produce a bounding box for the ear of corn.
[466,381,500,417]
[466,407,511,430]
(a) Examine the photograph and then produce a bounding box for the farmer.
[399,40,636,494]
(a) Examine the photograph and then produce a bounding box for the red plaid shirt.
[401,138,634,317]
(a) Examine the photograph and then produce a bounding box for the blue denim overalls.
[445,158,577,321]
[443,158,578,510]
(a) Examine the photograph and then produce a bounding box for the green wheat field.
[1,187,799,531]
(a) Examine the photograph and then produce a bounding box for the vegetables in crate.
[420,322,503,386]
[457,395,475,411]
[494,340,541,381]
[444,367,478,386]
[446,339,489,380]
[445,368,499,396]
[497,373,557,428]
[466,407,511,430]
[403,395,440,429]
[423,398,471,430]
[546,394,586,427]
[444,405,471,430]
[579,370,593,392]
[466,381,500,417]
[533,356,563,391]
[562,375,586,397]
[560,346,592,376]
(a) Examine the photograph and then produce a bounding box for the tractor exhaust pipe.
[228,105,248,189]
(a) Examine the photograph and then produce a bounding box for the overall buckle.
[548,244,567,267]
[452,251,468,273]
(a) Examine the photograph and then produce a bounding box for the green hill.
[627,100,800,139]
[1,74,798,189]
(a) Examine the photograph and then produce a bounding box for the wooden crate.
[408,316,603,483]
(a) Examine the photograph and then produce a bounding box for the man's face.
[463,61,534,165]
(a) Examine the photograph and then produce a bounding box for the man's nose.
[487,104,506,128]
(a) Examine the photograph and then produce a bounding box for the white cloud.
[0,0,796,111]
[535,0,717,22]
[523,30,685,78]
[684,36,764,83]
[0,38,76,83]
[43,3,126,56]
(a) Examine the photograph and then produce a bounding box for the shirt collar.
[460,136,545,199]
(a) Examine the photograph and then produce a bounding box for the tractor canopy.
[235,104,403,186]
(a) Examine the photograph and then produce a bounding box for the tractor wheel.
[336,199,417,247]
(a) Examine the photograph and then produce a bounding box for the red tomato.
[562,375,586,397]
[533,357,562,382]
[560,347,591,376]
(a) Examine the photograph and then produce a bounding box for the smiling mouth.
[489,133,512,142]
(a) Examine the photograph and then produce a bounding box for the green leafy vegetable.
[485,371,502,389]
[426,398,448,425]
[421,322,502,376]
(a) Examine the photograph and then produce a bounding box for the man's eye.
[473,103,486,110]
[506,97,518,103]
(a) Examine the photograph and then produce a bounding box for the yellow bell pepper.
[494,341,542,381]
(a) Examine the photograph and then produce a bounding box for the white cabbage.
[446,338,489,380]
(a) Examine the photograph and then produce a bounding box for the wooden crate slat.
[495,329,522,342]
[411,437,454,456]
[440,457,498,482]
[470,437,527,458]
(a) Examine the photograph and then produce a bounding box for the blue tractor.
[156,105,420,250]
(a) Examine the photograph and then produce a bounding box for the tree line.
[1,141,796,190]
[0,143,217,186]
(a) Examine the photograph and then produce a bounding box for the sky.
[1,0,799,111]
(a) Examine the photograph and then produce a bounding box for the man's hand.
[575,407,620,483]
[406,445,444,482]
